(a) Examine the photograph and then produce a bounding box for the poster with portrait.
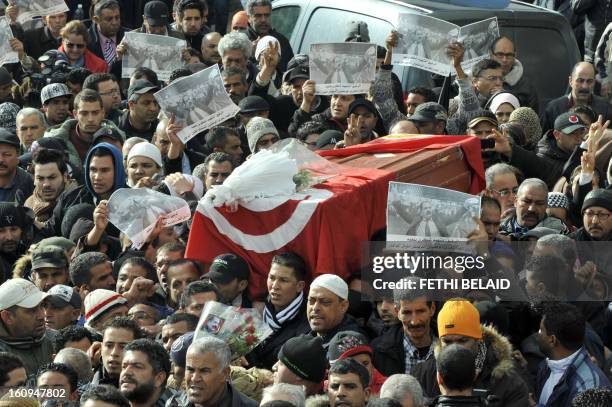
[392,15,498,77]
[154,64,240,143]
[121,32,186,82]
[387,182,481,251]
[309,42,376,95]
[107,188,190,249]
[0,17,18,65]
[14,0,69,24]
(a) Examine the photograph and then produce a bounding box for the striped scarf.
[263,292,304,332]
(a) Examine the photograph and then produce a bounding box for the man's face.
[516,186,548,228]
[101,328,135,378]
[128,304,158,328]
[331,95,356,120]
[467,121,496,139]
[350,354,374,382]
[397,299,434,344]
[0,82,12,103]
[168,264,200,304]
[440,334,479,354]
[32,267,68,292]
[127,156,159,186]
[554,128,586,154]
[376,299,398,326]
[201,33,221,65]
[180,9,202,36]
[89,155,115,197]
[44,97,70,125]
[420,201,433,219]
[223,74,247,104]
[473,68,503,98]
[220,135,242,163]
[153,129,170,156]
[205,160,233,190]
[328,372,370,407]
[34,163,67,202]
[97,80,122,113]
[4,367,27,388]
[412,120,435,135]
[536,317,554,358]
[490,172,518,215]
[291,78,306,106]
[88,260,116,290]
[0,225,22,254]
[44,13,68,36]
[161,320,190,352]
[272,360,302,385]
[43,301,78,330]
[214,278,244,304]
[62,33,87,62]
[222,50,247,71]
[95,305,129,331]
[186,291,218,318]
[5,304,46,339]
[352,106,377,139]
[0,144,19,178]
[65,337,92,353]
[116,263,148,294]
[17,114,45,149]
[491,38,515,76]
[156,249,183,293]
[481,204,501,241]
[267,263,304,311]
[406,93,426,116]
[37,371,73,401]
[307,286,348,335]
[570,64,595,104]
[120,350,162,403]
[143,20,167,35]
[130,93,160,125]
[524,268,542,298]
[583,206,612,240]
[249,6,272,35]
[185,351,229,406]
[95,7,121,37]
[76,100,105,134]
[255,133,279,152]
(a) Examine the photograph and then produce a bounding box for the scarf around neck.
[263,291,304,332]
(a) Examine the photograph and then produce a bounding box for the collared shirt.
[403,331,435,374]
[97,25,117,59]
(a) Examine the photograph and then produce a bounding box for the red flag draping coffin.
[186,166,396,300]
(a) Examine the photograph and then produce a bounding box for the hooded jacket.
[48,143,125,237]
[0,321,55,376]
[412,325,530,407]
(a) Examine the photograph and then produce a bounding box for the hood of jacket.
[433,325,515,382]
[504,59,524,87]
[84,142,126,198]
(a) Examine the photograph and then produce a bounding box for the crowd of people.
[0,0,611,407]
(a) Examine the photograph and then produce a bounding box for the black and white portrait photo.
[121,32,186,82]
[0,17,18,66]
[16,0,69,24]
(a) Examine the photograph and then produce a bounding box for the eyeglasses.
[493,52,515,59]
[99,89,120,96]
[584,211,610,220]
[491,186,519,197]
[65,42,86,49]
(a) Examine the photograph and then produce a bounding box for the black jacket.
[23,26,61,60]
[87,23,127,79]
[572,0,612,62]
[430,396,487,407]
[309,314,367,347]
[540,94,612,133]
[288,108,346,138]
[371,323,406,376]
[569,227,612,273]
[246,301,310,370]
[165,383,257,407]
[412,326,529,407]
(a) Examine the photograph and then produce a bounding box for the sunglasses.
[65,42,86,49]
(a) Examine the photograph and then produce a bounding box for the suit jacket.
[87,23,127,79]
[23,26,60,60]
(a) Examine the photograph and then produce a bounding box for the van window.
[272,6,301,40]
[299,7,394,53]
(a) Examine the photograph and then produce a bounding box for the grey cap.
[41,83,71,105]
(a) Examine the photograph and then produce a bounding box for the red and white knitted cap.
[84,289,127,328]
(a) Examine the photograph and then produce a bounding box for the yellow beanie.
[437,300,482,339]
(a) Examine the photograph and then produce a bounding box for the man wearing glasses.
[489,36,539,112]
[485,163,521,219]
[83,73,122,124]
[540,62,612,133]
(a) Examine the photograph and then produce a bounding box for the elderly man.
[166,337,257,407]
[484,163,521,219]
[379,374,425,407]
[412,300,529,406]
[499,178,567,239]
[218,31,258,86]
[541,62,612,133]
[16,108,46,153]
[0,279,55,375]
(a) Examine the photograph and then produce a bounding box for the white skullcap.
[310,274,348,300]
[254,35,281,62]
[488,92,520,115]
[127,142,163,167]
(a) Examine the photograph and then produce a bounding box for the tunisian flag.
[186,135,484,300]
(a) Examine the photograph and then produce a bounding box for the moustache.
[407,323,425,329]
[522,211,538,219]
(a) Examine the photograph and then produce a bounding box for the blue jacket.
[535,347,611,406]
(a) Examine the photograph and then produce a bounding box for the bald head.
[570,62,595,104]
[202,32,222,66]
[390,120,419,135]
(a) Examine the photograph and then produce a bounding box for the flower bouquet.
[193,301,273,359]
